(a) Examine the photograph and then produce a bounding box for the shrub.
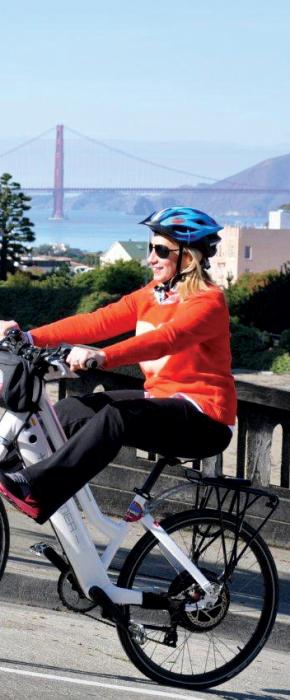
[72,269,97,293]
[0,285,83,328]
[230,270,290,334]
[38,268,73,288]
[91,260,148,295]
[230,322,269,369]
[6,271,31,287]
[226,271,277,317]
[269,352,290,373]
[76,291,119,313]
[230,321,290,373]
[279,329,290,351]
[72,260,148,296]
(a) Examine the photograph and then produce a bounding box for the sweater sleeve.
[30,289,140,347]
[103,290,227,369]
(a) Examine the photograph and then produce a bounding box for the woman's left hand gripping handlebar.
[0,320,21,340]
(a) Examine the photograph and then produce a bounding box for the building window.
[244,245,252,260]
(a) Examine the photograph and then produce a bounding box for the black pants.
[25,390,232,520]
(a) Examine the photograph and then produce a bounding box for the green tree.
[72,259,149,295]
[90,259,149,294]
[226,270,278,318]
[0,173,35,281]
[80,252,100,267]
[234,270,290,333]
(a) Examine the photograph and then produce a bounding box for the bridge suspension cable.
[0,127,55,160]
[65,126,218,183]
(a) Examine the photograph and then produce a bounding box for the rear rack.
[145,469,279,577]
[186,468,279,518]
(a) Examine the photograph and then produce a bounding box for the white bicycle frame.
[0,361,217,608]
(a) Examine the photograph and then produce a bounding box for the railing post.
[236,402,248,478]
[246,409,273,487]
[281,423,290,488]
[201,454,223,477]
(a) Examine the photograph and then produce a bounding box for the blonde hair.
[176,248,216,300]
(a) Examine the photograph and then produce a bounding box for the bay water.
[30,207,265,254]
[31,209,145,253]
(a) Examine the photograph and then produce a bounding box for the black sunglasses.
[148,242,179,259]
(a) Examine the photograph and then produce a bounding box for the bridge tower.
[51,124,64,219]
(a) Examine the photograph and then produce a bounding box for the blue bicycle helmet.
[140,207,222,259]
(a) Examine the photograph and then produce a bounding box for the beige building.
[99,240,147,267]
[210,225,290,287]
[268,208,290,229]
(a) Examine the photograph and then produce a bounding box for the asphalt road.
[0,503,288,700]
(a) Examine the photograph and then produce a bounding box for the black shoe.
[0,472,44,523]
[0,447,22,473]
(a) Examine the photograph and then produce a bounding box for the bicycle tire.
[117,508,279,690]
[0,496,10,580]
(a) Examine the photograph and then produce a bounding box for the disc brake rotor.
[168,569,230,632]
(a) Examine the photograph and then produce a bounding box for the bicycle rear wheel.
[117,509,278,690]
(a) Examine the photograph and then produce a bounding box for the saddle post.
[135,455,179,499]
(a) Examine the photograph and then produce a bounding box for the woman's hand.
[66,346,106,372]
[0,320,20,340]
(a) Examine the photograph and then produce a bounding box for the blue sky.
[1,0,290,179]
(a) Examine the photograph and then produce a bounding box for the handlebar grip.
[6,328,23,341]
[85,358,99,370]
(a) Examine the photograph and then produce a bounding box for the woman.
[0,207,236,523]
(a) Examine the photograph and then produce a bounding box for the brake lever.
[50,359,80,378]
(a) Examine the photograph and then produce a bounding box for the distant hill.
[31,152,290,222]
[200,152,290,217]
[148,152,290,220]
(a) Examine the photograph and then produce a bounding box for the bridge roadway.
[24,186,290,193]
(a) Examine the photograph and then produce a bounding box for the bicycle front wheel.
[117,509,278,690]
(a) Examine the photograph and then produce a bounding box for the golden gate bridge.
[0,124,289,220]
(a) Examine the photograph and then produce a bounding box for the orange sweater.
[31,281,237,425]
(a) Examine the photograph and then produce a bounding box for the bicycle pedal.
[30,542,69,574]
[30,542,50,557]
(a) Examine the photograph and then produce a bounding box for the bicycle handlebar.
[0,335,95,375]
